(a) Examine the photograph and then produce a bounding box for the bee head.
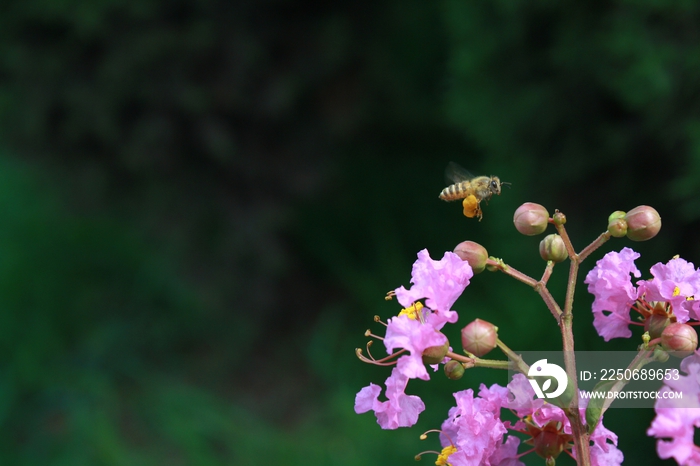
[490,176,502,195]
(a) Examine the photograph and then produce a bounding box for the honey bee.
[439,162,507,220]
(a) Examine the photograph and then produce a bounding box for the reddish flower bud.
[539,234,568,263]
[422,336,450,365]
[444,360,465,380]
[513,203,549,236]
[533,427,565,460]
[461,319,498,357]
[661,323,698,357]
[625,205,661,241]
[607,211,628,238]
[454,241,488,274]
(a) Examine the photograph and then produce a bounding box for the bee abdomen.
[439,182,470,201]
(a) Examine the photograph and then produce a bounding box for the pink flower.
[439,388,508,466]
[488,436,525,466]
[648,351,700,465]
[640,257,700,323]
[589,442,625,466]
[584,248,642,341]
[384,314,447,381]
[395,249,473,327]
[354,367,425,430]
[354,248,473,431]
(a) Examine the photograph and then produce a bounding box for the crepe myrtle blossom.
[640,257,700,323]
[384,313,448,381]
[394,249,474,328]
[438,387,512,466]
[585,248,700,341]
[433,375,622,466]
[647,351,700,465]
[522,376,622,466]
[584,247,642,341]
[355,249,473,428]
[386,249,473,381]
[355,367,425,430]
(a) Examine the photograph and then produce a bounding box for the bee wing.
[444,161,475,184]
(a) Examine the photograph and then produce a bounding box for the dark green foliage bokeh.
[0,0,695,464]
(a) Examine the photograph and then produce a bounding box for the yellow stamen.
[436,445,457,466]
[399,302,424,320]
[673,286,681,297]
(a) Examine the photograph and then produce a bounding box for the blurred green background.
[0,0,696,464]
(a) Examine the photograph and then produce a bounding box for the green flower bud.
[444,360,465,380]
[652,346,670,363]
[422,336,449,365]
[486,256,500,272]
[607,211,628,238]
[552,211,566,226]
[539,234,568,263]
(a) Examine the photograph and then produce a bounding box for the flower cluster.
[437,374,623,466]
[585,248,700,342]
[354,199,700,466]
[354,249,473,429]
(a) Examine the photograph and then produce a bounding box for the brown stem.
[495,338,530,374]
[486,258,538,287]
[540,261,555,285]
[578,231,612,263]
[553,215,591,466]
[486,258,562,319]
[446,350,512,370]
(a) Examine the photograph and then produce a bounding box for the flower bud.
[625,205,661,241]
[454,241,488,274]
[607,211,628,238]
[661,323,698,357]
[461,319,498,357]
[533,427,565,460]
[485,256,500,272]
[652,346,670,363]
[539,234,568,263]
[444,360,465,380]
[552,211,566,226]
[644,313,671,340]
[422,336,449,365]
[513,203,549,236]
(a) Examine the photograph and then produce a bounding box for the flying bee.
[439,162,508,220]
